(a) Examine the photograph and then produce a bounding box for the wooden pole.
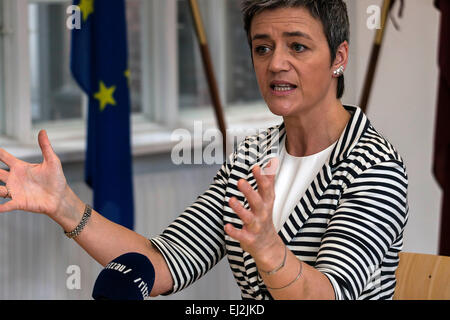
[188,0,228,157]
[359,0,393,113]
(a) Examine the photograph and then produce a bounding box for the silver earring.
[333,66,344,77]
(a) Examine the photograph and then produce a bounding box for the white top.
[272,136,337,231]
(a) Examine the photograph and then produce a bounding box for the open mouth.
[270,81,298,93]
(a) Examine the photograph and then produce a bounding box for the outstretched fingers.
[229,197,254,225]
[224,223,252,244]
[0,148,18,169]
[0,168,9,183]
[0,186,9,198]
[250,157,278,204]
[253,165,273,201]
[237,179,264,213]
[0,198,18,213]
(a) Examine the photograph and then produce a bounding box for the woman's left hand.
[224,158,283,266]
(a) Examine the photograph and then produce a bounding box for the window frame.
[0,0,279,164]
[2,0,32,144]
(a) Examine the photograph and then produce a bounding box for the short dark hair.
[241,0,350,99]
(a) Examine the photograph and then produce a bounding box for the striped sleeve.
[150,154,234,294]
[315,161,408,300]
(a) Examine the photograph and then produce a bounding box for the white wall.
[343,0,442,254]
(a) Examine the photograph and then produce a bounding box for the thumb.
[0,199,19,213]
[38,130,57,163]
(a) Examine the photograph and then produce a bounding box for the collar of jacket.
[255,105,369,170]
[245,104,371,244]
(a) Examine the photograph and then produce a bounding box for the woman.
[0,0,408,300]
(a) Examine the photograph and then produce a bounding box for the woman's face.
[250,7,345,117]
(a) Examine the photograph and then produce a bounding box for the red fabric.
[434,0,450,256]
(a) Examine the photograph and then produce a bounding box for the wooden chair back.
[394,252,450,300]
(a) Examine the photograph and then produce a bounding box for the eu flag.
[70,0,134,230]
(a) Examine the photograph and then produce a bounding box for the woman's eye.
[254,46,270,55]
[292,43,306,53]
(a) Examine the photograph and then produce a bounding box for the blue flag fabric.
[70,0,134,230]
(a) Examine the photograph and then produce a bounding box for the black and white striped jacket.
[151,105,409,300]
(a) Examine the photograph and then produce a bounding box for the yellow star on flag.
[94,81,117,112]
[79,0,94,22]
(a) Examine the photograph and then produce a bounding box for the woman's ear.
[332,41,349,76]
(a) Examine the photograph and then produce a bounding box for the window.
[27,0,143,124]
[1,0,276,159]
[225,0,260,105]
[177,0,262,110]
[25,0,263,120]
[178,0,209,109]
[28,1,83,124]
[126,0,143,114]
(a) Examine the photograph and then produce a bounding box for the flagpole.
[188,0,228,158]
[359,0,393,113]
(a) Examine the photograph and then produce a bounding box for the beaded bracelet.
[64,204,92,239]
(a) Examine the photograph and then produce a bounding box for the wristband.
[64,204,92,239]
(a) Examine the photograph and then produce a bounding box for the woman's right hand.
[0,130,69,219]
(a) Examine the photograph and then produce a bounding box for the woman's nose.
[268,47,291,73]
